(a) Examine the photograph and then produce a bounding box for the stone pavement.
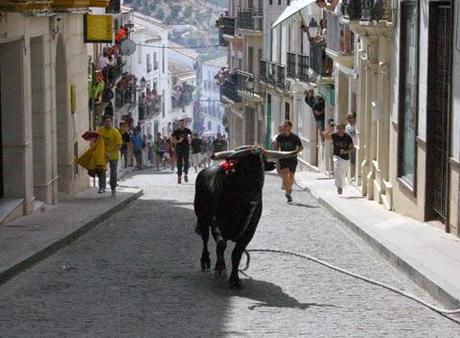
[0,183,143,285]
[0,169,459,337]
[295,170,460,311]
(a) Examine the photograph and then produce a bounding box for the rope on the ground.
[242,248,460,315]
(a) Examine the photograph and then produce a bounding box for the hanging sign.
[84,14,113,43]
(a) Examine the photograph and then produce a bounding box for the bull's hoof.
[200,258,211,272]
[214,268,227,279]
[229,278,242,290]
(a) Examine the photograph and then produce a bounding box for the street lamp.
[307,18,319,40]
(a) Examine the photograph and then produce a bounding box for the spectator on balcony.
[115,26,128,45]
[305,89,326,143]
[315,0,339,11]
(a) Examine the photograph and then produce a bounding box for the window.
[147,54,152,73]
[138,45,142,64]
[278,0,281,5]
[285,102,290,120]
[398,0,419,187]
[248,47,254,74]
[269,0,272,5]
[153,52,158,70]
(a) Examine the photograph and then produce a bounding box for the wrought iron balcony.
[236,70,256,96]
[260,59,268,83]
[267,62,276,86]
[287,52,297,79]
[276,64,287,89]
[341,0,392,22]
[326,13,354,56]
[237,8,263,32]
[310,42,332,78]
[220,73,241,103]
[115,86,136,109]
[217,16,236,46]
[298,54,310,82]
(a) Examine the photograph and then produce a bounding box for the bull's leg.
[212,227,227,279]
[229,203,262,289]
[197,222,211,271]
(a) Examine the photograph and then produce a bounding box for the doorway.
[426,1,452,226]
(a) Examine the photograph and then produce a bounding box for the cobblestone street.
[0,168,459,337]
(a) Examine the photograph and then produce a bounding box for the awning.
[272,0,317,29]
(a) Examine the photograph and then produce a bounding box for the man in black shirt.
[190,132,202,173]
[305,89,326,142]
[212,133,228,153]
[326,124,354,195]
[276,120,303,203]
[171,119,192,183]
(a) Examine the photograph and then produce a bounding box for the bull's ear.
[264,161,276,172]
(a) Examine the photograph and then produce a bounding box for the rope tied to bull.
[239,248,460,316]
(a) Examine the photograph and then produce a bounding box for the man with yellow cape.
[77,131,107,189]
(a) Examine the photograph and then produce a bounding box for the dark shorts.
[315,118,325,131]
[279,159,298,173]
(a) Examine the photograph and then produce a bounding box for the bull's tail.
[239,250,251,272]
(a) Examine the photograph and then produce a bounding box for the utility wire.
[136,43,222,50]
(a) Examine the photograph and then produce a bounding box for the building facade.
[0,0,108,221]
[217,0,264,149]
[131,12,169,138]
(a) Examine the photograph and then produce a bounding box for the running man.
[325,123,354,195]
[276,120,303,203]
[171,118,192,183]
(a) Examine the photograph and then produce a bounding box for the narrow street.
[0,168,458,337]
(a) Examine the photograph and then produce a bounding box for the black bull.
[194,146,298,289]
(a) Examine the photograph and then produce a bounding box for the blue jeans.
[98,160,118,191]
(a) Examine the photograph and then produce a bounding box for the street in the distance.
[0,169,458,337]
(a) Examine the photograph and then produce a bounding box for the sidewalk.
[296,170,460,310]
[0,184,142,285]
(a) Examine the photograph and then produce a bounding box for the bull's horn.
[264,150,298,160]
[228,148,254,159]
[211,150,234,160]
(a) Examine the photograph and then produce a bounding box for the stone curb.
[0,189,143,286]
[295,178,460,312]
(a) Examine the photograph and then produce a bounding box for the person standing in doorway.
[326,124,354,195]
[171,119,192,183]
[276,120,303,203]
[305,89,326,143]
[119,122,130,169]
[97,115,123,196]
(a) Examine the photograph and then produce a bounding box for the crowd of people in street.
[78,115,229,195]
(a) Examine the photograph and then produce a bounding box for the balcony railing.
[260,59,267,83]
[115,87,136,109]
[217,16,236,46]
[287,52,296,79]
[326,14,354,56]
[236,70,256,95]
[220,73,241,103]
[310,42,332,78]
[267,62,276,86]
[341,0,392,22]
[237,8,263,31]
[298,54,310,82]
[276,64,286,89]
